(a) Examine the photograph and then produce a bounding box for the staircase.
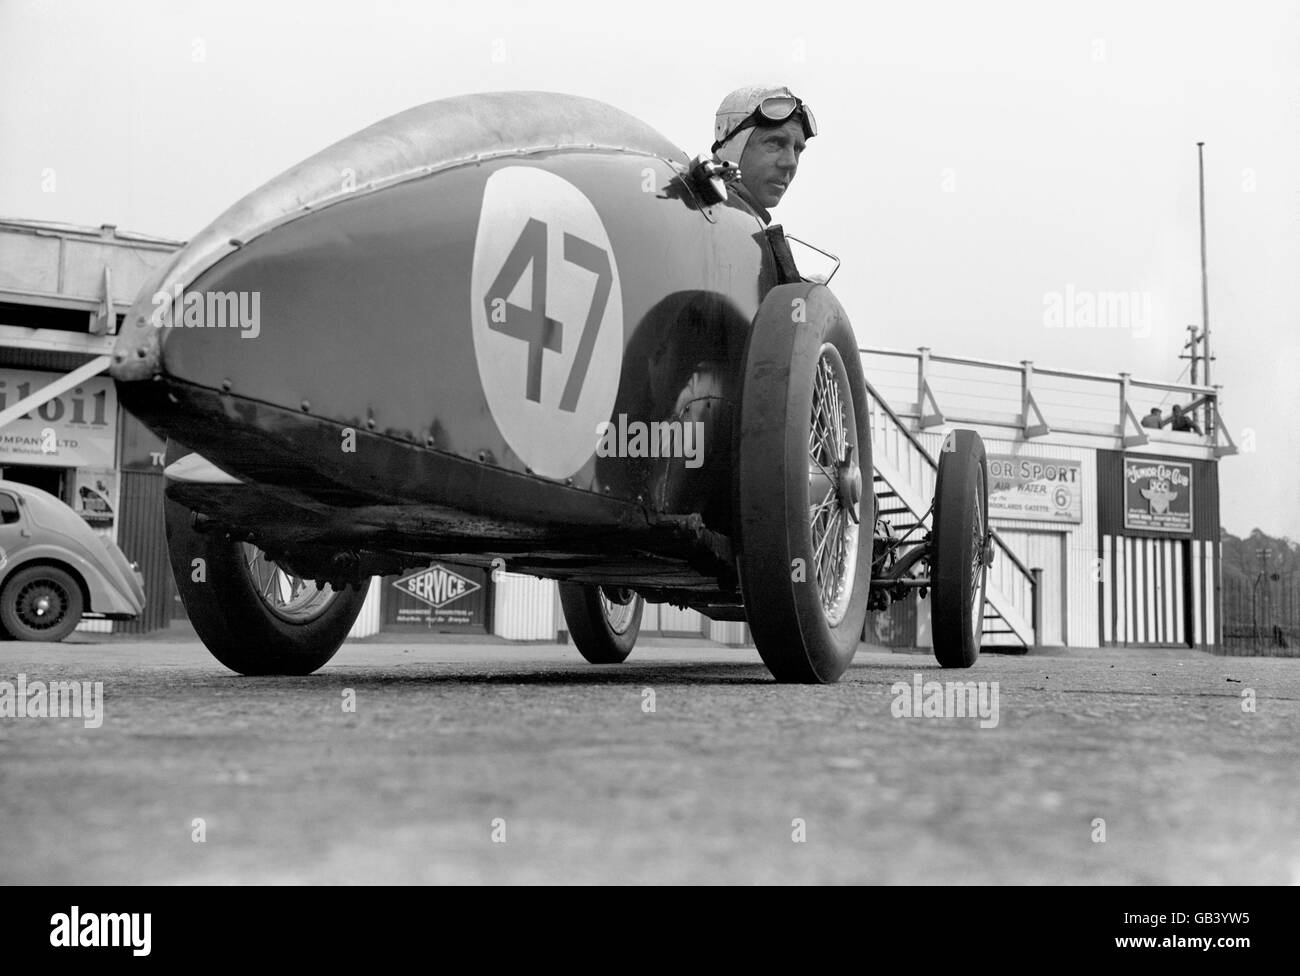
[865,378,1038,651]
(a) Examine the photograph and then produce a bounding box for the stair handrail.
[861,371,1038,621]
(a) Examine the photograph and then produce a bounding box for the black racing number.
[485,218,612,411]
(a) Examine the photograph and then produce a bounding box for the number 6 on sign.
[471,167,624,480]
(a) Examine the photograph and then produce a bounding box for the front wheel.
[165,496,368,675]
[735,283,873,683]
[930,429,989,668]
[559,583,642,663]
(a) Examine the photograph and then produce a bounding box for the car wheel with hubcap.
[0,565,84,642]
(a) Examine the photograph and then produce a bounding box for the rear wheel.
[164,496,368,675]
[559,583,642,663]
[0,565,84,642]
[930,429,989,668]
[735,283,873,683]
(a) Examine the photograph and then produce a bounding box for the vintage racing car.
[110,92,990,683]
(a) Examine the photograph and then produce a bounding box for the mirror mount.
[678,154,740,206]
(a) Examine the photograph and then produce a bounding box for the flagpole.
[1197,142,1212,436]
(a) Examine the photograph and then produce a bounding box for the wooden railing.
[862,346,1237,457]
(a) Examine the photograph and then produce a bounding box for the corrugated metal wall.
[988,529,1066,645]
[705,618,749,646]
[347,577,381,638]
[493,573,557,639]
[113,469,172,633]
[917,432,1100,647]
[641,602,706,636]
[555,597,722,643]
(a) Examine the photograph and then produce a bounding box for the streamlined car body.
[111,91,989,682]
[0,480,145,640]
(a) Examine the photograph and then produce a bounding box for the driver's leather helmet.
[712,85,816,167]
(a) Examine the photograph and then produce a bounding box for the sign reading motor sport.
[986,455,1082,523]
[385,563,487,629]
[1124,457,1193,533]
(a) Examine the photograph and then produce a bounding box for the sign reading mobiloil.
[0,369,117,469]
[987,454,1082,523]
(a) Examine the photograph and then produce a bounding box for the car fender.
[1,545,144,617]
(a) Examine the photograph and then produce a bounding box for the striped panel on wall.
[1099,535,1218,647]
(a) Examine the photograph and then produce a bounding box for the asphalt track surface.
[2,635,1297,884]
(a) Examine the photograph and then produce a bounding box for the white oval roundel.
[470,166,623,480]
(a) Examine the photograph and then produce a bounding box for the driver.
[712,85,817,224]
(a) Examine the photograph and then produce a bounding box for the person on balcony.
[1171,403,1202,434]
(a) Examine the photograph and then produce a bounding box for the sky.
[1,0,1296,539]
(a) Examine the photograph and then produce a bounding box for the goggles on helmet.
[712,94,817,152]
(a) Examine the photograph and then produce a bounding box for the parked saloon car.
[0,480,145,641]
[112,91,991,682]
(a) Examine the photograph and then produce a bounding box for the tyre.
[559,583,643,663]
[930,428,989,668]
[0,565,84,642]
[735,283,873,683]
[164,496,368,675]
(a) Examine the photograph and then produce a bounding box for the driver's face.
[739,119,806,207]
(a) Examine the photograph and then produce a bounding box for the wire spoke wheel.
[560,582,642,663]
[164,490,368,676]
[969,467,987,648]
[241,543,338,623]
[598,586,639,636]
[806,345,861,627]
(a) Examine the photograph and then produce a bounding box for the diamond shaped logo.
[391,564,481,610]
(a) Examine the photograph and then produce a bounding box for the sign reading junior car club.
[987,455,1082,523]
[1123,458,1193,533]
